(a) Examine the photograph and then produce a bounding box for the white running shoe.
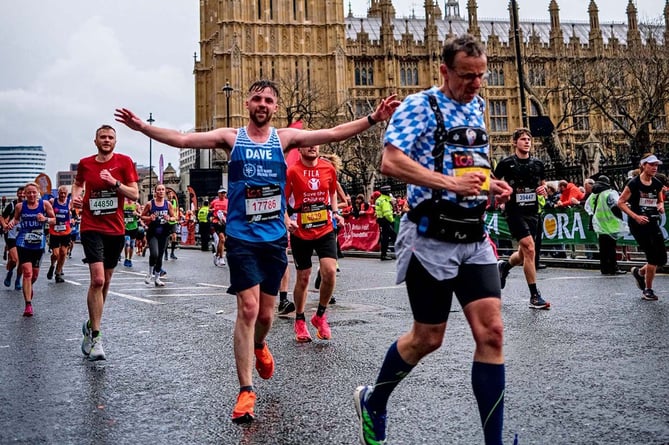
[88,335,106,361]
[144,272,151,284]
[154,275,165,287]
[81,321,93,356]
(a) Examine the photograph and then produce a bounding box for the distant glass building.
[0,146,46,198]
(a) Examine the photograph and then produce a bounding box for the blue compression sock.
[367,341,415,413]
[472,361,505,445]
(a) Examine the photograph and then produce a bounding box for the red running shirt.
[285,158,337,240]
[210,198,228,224]
[75,153,139,235]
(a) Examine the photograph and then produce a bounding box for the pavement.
[0,245,667,444]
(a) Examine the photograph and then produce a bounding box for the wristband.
[367,115,377,126]
[115,180,121,188]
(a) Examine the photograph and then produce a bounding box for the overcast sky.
[0,1,663,183]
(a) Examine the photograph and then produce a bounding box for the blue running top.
[226,127,287,243]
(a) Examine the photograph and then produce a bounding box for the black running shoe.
[497,260,510,289]
[641,289,658,301]
[47,265,55,280]
[529,292,550,310]
[631,267,645,291]
[277,299,295,315]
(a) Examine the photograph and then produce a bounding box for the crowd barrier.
[337,204,669,252]
[485,205,669,246]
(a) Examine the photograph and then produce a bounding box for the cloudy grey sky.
[0,1,663,182]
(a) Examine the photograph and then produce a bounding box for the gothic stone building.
[194,0,669,185]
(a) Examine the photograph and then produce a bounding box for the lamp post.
[223,81,233,127]
[147,112,155,201]
[511,0,529,128]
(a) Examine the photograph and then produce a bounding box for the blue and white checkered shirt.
[383,86,490,210]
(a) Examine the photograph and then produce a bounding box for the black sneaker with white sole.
[497,260,510,289]
[278,299,295,315]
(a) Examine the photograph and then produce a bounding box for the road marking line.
[107,290,163,305]
[543,276,597,281]
[145,293,226,297]
[346,285,404,292]
[198,283,228,288]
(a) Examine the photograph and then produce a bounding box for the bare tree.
[563,24,669,161]
[275,71,334,128]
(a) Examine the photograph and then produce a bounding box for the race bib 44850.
[89,189,118,216]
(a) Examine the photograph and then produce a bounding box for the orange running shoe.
[231,390,256,424]
[254,343,275,379]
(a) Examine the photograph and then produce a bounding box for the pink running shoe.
[23,304,33,317]
[294,319,312,343]
[311,313,331,340]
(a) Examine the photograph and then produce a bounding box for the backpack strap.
[425,93,447,201]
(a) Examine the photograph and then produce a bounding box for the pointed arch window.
[487,63,504,86]
[354,61,374,86]
[399,62,419,86]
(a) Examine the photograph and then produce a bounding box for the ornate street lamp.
[223,81,233,127]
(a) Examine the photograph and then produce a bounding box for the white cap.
[640,155,663,165]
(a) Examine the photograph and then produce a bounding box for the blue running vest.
[226,127,287,242]
[16,200,46,250]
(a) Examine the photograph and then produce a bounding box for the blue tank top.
[226,127,287,242]
[147,199,170,236]
[51,197,71,234]
[16,199,46,250]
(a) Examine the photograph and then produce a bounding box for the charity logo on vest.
[243,163,279,179]
[243,164,257,177]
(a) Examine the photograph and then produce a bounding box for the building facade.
[0,146,47,198]
[56,163,80,189]
[193,0,669,186]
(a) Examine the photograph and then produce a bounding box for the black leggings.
[148,235,169,274]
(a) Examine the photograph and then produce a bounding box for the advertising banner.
[485,205,669,246]
[338,212,380,252]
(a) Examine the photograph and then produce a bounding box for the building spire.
[549,0,563,46]
[588,0,603,52]
[626,0,641,45]
[445,0,460,18]
[467,0,480,39]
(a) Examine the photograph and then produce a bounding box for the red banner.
[338,213,380,252]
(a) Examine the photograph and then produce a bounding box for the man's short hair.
[248,80,279,98]
[512,127,532,142]
[96,124,116,138]
[441,34,486,68]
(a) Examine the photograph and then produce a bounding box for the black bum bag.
[407,200,486,243]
